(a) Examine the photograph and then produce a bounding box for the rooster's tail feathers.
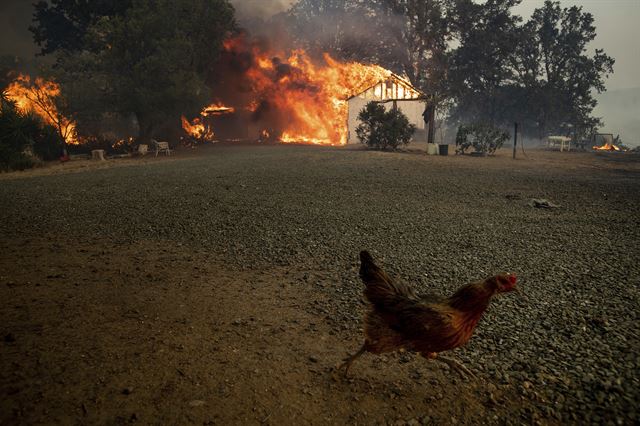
[359,251,415,308]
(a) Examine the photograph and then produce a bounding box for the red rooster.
[340,251,517,377]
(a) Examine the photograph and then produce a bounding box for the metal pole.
[513,122,518,159]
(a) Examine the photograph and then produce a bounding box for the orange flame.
[202,102,235,116]
[593,142,621,151]
[226,39,394,145]
[5,74,79,145]
[181,116,214,141]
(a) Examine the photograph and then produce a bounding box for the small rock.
[189,400,206,407]
[309,355,319,363]
[122,387,133,395]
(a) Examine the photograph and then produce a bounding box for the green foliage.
[356,102,416,150]
[455,122,509,155]
[0,94,63,171]
[44,0,237,141]
[448,0,614,139]
[30,0,133,55]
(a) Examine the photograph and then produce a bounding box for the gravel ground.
[1,144,639,424]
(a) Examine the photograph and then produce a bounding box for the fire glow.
[5,74,78,145]
[201,35,395,145]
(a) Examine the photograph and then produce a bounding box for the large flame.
[5,74,78,145]
[223,37,394,145]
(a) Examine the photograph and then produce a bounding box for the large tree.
[32,0,237,142]
[514,0,614,138]
[448,0,614,139]
[31,0,133,55]
[447,0,522,126]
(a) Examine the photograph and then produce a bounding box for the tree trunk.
[135,112,155,143]
[427,104,436,145]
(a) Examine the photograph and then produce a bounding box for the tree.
[356,101,415,150]
[35,0,237,142]
[0,92,63,170]
[287,0,453,92]
[455,122,509,155]
[514,1,614,138]
[447,0,522,126]
[31,0,133,55]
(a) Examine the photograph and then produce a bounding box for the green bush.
[356,102,416,150]
[455,122,509,155]
[0,94,64,170]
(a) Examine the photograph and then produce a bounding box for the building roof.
[348,73,425,102]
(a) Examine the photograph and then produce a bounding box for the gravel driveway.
[1,144,638,424]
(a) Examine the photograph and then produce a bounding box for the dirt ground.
[1,236,520,425]
[1,144,638,425]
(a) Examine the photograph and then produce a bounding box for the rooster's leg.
[338,344,367,377]
[434,356,476,379]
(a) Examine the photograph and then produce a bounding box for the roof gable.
[349,73,425,101]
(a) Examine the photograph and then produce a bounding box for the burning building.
[182,34,426,146]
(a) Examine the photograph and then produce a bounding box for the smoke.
[230,0,295,23]
[0,0,37,57]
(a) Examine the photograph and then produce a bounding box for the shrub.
[356,102,416,150]
[455,122,509,155]
[0,94,64,170]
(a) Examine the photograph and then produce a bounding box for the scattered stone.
[529,198,560,209]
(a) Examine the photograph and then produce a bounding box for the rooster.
[339,251,517,377]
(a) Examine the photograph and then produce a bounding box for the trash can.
[427,143,438,155]
[438,144,449,156]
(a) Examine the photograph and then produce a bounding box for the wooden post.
[92,149,105,161]
[427,105,436,145]
[513,122,518,159]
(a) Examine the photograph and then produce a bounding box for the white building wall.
[347,98,427,144]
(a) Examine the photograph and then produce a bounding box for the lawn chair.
[151,139,172,156]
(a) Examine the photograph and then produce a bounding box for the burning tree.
[5,75,77,145]
[33,0,237,143]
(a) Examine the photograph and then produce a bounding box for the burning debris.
[202,103,236,116]
[181,116,214,143]
[180,102,236,144]
[592,134,625,151]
